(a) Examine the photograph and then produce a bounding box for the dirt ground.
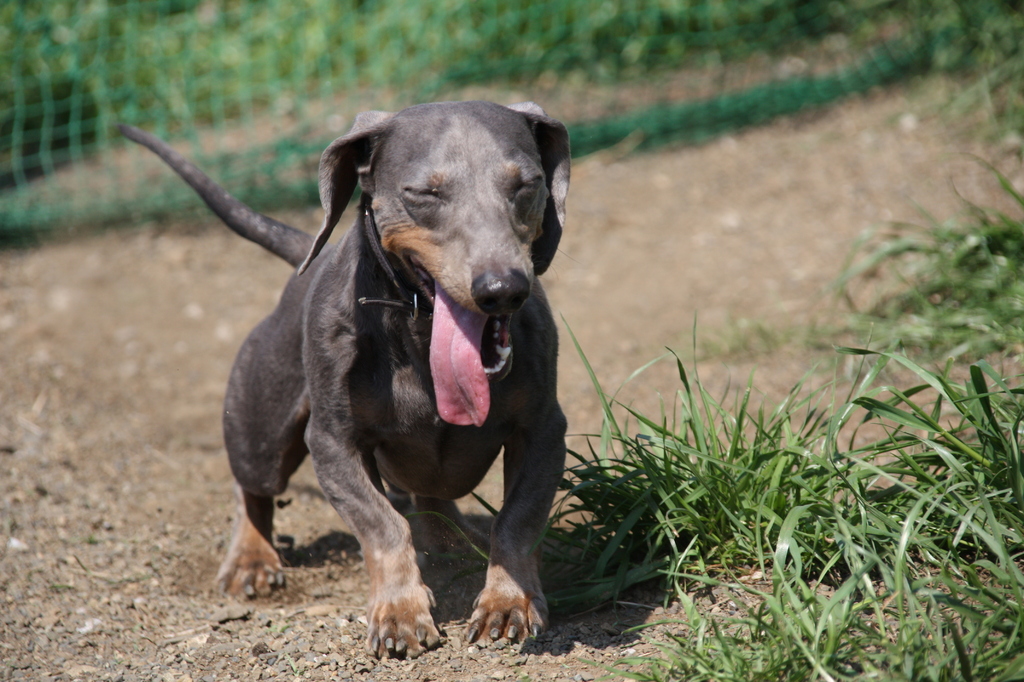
[2,77,1023,682]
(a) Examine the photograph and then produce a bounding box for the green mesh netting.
[0,1,963,244]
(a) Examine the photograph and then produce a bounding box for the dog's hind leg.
[215,307,311,597]
[217,392,309,596]
[217,382,309,596]
[216,483,285,595]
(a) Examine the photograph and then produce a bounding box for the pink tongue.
[430,283,490,427]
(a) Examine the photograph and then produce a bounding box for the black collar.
[357,198,434,319]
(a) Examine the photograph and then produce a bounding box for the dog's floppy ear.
[507,101,570,276]
[298,110,395,275]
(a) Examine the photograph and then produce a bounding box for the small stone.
[66,665,99,677]
[305,604,338,618]
[210,604,251,623]
[6,537,28,552]
[899,112,918,133]
[76,617,101,634]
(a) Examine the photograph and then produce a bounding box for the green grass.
[544,341,1024,680]
[920,0,1024,134]
[838,165,1024,359]
[541,142,1024,681]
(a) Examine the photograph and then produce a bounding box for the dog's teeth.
[493,319,500,331]
[484,344,512,376]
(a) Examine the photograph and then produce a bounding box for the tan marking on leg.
[467,559,547,643]
[362,545,440,659]
[216,483,284,597]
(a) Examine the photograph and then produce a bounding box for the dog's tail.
[118,124,313,268]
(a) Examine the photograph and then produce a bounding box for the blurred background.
[4,0,1022,243]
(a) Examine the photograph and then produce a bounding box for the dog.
[119,100,570,659]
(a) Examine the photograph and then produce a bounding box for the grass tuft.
[838,163,1024,359]
[545,342,1024,680]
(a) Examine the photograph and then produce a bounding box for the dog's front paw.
[216,524,285,597]
[366,583,441,659]
[467,584,548,643]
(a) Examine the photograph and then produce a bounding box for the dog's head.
[299,101,570,427]
[299,101,568,284]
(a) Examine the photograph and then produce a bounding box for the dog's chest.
[350,362,510,498]
[373,424,505,500]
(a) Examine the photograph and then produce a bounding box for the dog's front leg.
[468,408,567,643]
[307,426,440,659]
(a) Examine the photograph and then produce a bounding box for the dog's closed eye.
[401,186,445,219]
[403,186,442,200]
[512,174,544,199]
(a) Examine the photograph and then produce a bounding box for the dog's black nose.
[472,270,531,314]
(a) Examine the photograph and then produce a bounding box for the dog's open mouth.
[427,279,514,428]
[481,315,513,379]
